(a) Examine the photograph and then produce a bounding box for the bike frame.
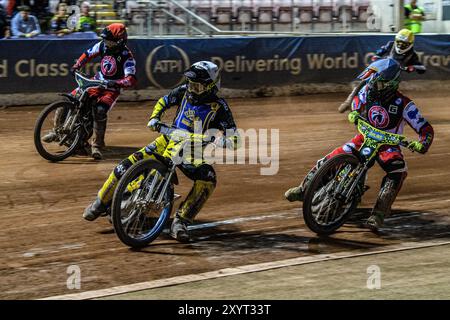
[129,123,212,213]
[58,73,108,143]
[336,117,410,203]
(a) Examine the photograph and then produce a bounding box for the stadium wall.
[0,35,449,106]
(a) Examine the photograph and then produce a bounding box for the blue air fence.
[0,35,449,94]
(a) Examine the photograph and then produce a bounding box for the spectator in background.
[404,0,425,34]
[11,5,41,37]
[49,1,72,36]
[77,1,96,32]
[0,3,10,38]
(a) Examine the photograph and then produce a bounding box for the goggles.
[187,80,209,95]
[104,39,118,48]
[371,77,398,92]
[395,40,411,50]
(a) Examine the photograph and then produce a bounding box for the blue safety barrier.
[0,34,448,94]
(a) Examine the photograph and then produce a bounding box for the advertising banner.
[0,35,449,94]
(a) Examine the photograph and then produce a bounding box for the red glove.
[371,55,381,62]
[407,65,415,73]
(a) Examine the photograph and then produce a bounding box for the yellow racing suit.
[96,84,240,223]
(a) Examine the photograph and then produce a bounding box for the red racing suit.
[71,41,137,109]
[330,85,434,166]
[300,85,434,217]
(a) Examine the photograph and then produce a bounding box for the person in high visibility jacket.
[404,0,425,34]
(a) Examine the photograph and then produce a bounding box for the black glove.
[106,80,119,89]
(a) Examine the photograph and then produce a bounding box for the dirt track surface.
[1,91,450,299]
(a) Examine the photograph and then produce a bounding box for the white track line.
[189,211,296,230]
[40,240,450,300]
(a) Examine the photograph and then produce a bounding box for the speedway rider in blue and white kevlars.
[83,61,240,242]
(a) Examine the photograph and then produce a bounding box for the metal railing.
[126,0,378,37]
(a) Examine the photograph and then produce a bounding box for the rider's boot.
[92,117,107,160]
[170,180,216,242]
[365,211,385,231]
[42,131,58,143]
[284,158,326,202]
[338,80,365,113]
[284,185,305,202]
[83,197,109,221]
[365,172,406,232]
[42,107,66,143]
[170,213,191,243]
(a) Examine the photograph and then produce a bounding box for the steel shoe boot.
[91,145,103,160]
[365,212,384,232]
[338,101,352,113]
[83,197,108,221]
[170,214,191,243]
[42,131,58,143]
[284,186,304,202]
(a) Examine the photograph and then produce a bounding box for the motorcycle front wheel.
[111,159,174,248]
[303,154,360,235]
[34,100,81,162]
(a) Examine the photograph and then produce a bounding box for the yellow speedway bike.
[111,122,212,248]
[302,115,419,235]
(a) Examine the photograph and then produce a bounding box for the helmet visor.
[187,80,208,95]
[371,77,398,94]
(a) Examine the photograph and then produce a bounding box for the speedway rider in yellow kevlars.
[83,61,241,242]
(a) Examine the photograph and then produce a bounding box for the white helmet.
[184,61,221,102]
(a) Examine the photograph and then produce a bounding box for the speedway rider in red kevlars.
[42,23,137,160]
[285,58,434,231]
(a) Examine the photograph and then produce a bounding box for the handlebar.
[354,115,416,152]
[74,71,108,90]
[155,122,213,145]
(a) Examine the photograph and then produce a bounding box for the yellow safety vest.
[404,4,424,34]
